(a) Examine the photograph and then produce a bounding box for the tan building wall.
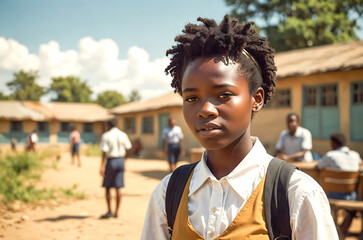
[251,68,363,157]
[116,106,200,159]
[0,120,9,133]
[0,119,107,153]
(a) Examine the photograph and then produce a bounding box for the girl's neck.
[206,134,253,180]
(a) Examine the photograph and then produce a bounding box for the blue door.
[350,82,363,141]
[158,113,170,148]
[302,84,340,139]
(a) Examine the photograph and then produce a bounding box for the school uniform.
[162,125,184,164]
[276,126,313,162]
[100,127,132,189]
[318,146,362,200]
[141,137,338,240]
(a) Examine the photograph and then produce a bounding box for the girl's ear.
[252,87,264,113]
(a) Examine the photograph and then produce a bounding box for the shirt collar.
[337,146,349,152]
[188,137,271,197]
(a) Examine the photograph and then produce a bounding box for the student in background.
[11,137,17,152]
[317,132,362,235]
[26,129,38,152]
[275,113,313,162]
[69,126,81,167]
[162,118,184,172]
[99,119,132,219]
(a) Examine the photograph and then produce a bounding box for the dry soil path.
[0,153,180,240]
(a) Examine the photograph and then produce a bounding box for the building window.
[306,87,317,106]
[276,89,291,107]
[352,82,363,105]
[124,117,136,134]
[60,122,71,132]
[266,88,291,108]
[322,85,337,106]
[10,121,22,132]
[142,116,154,134]
[83,123,93,133]
[37,122,49,132]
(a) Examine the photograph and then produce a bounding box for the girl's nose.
[197,100,218,119]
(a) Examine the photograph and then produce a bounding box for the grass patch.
[0,151,85,203]
[84,144,102,157]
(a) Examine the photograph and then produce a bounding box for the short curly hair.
[165,15,277,105]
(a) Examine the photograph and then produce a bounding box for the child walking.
[141,15,337,240]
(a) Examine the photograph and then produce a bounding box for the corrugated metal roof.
[110,92,182,115]
[275,40,363,78]
[0,101,113,122]
[0,101,47,121]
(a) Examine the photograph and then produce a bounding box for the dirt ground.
[0,153,361,240]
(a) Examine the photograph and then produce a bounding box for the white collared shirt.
[141,137,338,240]
[100,127,132,158]
[276,126,313,162]
[317,146,362,171]
[162,126,184,145]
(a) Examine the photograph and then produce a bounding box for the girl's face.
[181,57,263,151]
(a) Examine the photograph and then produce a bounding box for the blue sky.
[0,0,231,60]
[0,0,361,101]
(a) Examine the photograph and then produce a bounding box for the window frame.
[142,116,154,134]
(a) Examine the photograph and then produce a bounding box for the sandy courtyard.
[0,153,179,240]
[0,153,361,239]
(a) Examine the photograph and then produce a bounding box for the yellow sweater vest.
[172,174,269,240]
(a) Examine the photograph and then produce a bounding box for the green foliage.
[49,76,92,102]
[96,90,126,109]
[128,90,141,102]
[6,70,45,101]
[0,92,11,100]
[59,184,85,199]
[84,144,102,157]
[0,152,84,203]
[225,0,362,51]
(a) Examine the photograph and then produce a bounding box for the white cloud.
[0,37,172,100]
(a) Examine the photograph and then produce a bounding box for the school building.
[0,101,113,151]
[112,40,363,158]
[253,40,363,156]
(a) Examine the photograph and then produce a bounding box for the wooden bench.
[319,169,362,240]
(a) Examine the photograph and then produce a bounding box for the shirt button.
[211,207,217,213]
[209,232,215,238]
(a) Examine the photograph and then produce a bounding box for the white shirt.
[31,132,38,143]
[317,146,362,171]
[100,127,132,158]
[162,126,183,145]
[141,137,337,240]
[276,126,313,162]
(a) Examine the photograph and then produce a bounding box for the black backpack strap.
[264,158,299,240]
[165,161,199,238]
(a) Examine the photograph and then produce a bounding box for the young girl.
[141,15,337,240]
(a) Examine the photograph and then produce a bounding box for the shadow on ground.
[36,215,90,222]
[137,170,169,180]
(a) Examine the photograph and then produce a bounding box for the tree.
[96,90,126,109]
[128,90,141,102]
[225,0,363,51]
[49,76,92,102]
[0,92,11,100]
[6,70,45,101]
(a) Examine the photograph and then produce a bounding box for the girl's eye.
[185,96,198,102]
[218,92,233,99]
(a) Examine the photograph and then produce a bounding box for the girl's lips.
[196,122,222,137]
[196,128,222,137]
